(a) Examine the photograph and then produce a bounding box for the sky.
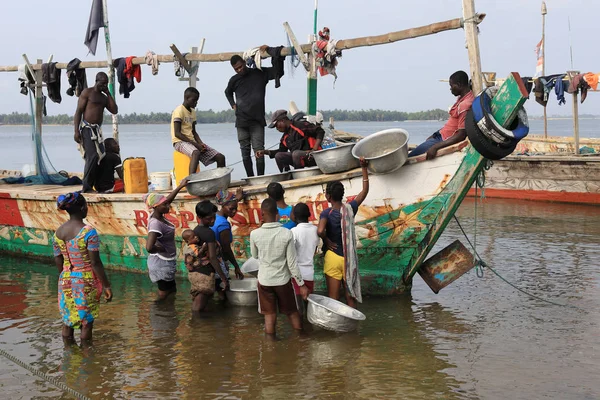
[0,0,597,118]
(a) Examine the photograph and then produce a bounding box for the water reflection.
[1,198,600,398]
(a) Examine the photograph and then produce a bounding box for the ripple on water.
[0,199,599,398]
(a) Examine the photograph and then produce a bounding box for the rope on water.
[0,347,91,400]
[459,160,582,310]
[453,215,584,311]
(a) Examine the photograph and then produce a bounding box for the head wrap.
[57,192,81,211]
[215,190,237,206]
[143,192,167,211]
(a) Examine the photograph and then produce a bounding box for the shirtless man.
[74,72,118,193]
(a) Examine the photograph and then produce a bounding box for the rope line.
[0,347,91,400]
[453,215,584,311]
[226,141,281,167]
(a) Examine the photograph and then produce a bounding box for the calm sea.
[0,119,598,180]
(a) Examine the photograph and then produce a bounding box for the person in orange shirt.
[408,71,474,160]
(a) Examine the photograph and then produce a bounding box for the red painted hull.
[468,188,600,205]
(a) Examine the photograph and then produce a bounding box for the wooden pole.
[307,0,318,115]
[572,92,580,155]
[542,1,548,139]
[462,0,483,93]
[102,0,119,142]
[0,16,483,72]
[34,58,43,176]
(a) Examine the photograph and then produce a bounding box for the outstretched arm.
[164,178,189,204]
[354,157,370,206]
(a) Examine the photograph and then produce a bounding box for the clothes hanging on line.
[17,64,35,95]
[42,62,62,104]
[265,46,285,88]
[145,51,159,75]
[583,72,598,91]
[243,48,262,70]
[534,74,565,106]
[66,58,88,97]
[114,56,141,98]
[567,74,591,104]
[174,52,189,78]
[520,76,533,98]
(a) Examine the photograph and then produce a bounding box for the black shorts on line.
[157,279,177,293]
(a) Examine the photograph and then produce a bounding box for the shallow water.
[1,198,599,399]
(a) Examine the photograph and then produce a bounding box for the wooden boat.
[0,0,488,295]
[469,135,600,205]
[0,141,484,295]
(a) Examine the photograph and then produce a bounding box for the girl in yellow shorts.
[317,158,369,308]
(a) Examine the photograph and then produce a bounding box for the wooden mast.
[542,1,548,139]
[463,0,483,94]
[102,0,119,142]
[307,0,318,115]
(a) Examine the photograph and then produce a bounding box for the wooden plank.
[169,44,191,74]
[490,72,528,128]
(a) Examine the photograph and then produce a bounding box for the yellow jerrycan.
[123,157,148,194]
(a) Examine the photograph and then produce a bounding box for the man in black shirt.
[224,46,279,177]
[96,138,123,193]
[257,110,325,172]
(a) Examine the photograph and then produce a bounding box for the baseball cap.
[268,109,289,128]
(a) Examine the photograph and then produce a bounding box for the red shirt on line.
[439,91,474,141]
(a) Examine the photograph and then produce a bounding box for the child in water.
[182,229,226,312]
[290,202,320,317]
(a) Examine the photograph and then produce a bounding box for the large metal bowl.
[352,129,410,175]
[291,166,323,180]
[312,143,360,174]
[186,168,233,197]
[306,294,366,332]
[227,278,258,306]
[244,171,291,187]
[240,257,259,277]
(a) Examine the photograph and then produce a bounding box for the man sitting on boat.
[172,87,226,175]
[408,70,474,160]
[256,109,324,172]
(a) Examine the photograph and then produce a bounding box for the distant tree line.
[0,108,449,126]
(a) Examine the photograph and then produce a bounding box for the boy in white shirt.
[290,202,320,316]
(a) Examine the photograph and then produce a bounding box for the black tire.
[465,109,517,160]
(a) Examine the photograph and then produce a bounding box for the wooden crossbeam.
[0,15,484,72]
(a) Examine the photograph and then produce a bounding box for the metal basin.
[240,257,259,278]
[352,129,410,175]
[244,171,291,187]
[227,278,258,306]
[186,168,233,197]
[291,166,323,180]
[306,294,366,332]
[312,143,360,174]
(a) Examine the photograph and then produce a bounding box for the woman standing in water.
[214,189,245,284]
[53,192,112,344]
[144,179,188,300]
[318,157,369,308]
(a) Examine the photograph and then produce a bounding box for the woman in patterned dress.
[53,192,112,344]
